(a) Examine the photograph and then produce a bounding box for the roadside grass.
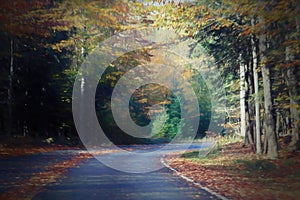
[216,134,244,146]
[181,134,243,163]
[180,151,199,158]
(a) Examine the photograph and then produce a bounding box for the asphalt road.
[1,144,220,200]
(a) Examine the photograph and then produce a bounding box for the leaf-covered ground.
[0,138,117,199]
[0,143,81,159]
[2,137,299,199]
[164,142,300,200]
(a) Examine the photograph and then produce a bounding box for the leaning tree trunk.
[259,15,278,159]
[251,23,262,154]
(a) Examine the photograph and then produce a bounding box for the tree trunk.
[239,54,247,139]
[79,27,87,140]
[246,60,256,152]
[263,133,268,154]
[297,2,300,42]
[7,39,13,136]
[285,42,300,151]
[275,109,281,136]
[251,23,262,154]
[79,76,86,135]
[259,20,278,159]
[286,1,300,151]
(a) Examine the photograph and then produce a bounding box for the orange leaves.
[166,142,300,200]
[0,143,79,159]
[0,0,53,37]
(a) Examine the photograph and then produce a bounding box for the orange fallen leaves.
[165,142,300,200]
[0,144,81,159]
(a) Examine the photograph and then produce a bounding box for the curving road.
[1,143,220,200]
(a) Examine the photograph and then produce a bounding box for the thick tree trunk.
[7,39,13,136]
[244,56,256,151]
[261,63,278,159]
[259,15,278,159]
[251,26,262,154]
[239,54,247,139]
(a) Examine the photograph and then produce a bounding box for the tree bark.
[259,14,278,159]
[7,39,13,136]
[251,24,262,154]
[285,43,300,151]
[239,54,247,139]
[246,60,256,152]
[79,27,87,140]
[286,1,300,151]
[275,109,281,137]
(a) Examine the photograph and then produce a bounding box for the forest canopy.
[0,0,299,158]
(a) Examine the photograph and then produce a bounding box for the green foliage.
[180,151,199,158]
[150,96,183,141]
[151,111,168,138]
[189,67,212,138]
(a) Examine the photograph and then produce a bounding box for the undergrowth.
[181,134,243,160]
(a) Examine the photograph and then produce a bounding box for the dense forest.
[0,0,299,159]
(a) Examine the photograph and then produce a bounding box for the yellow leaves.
[51,39,75,52]
[47,0,127,32]
[183,69,192,79]
[43,1,133,53]
[149,2,229,37]
[282,103,300,110]
[138,98,148,104]
[159,99,171,105]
